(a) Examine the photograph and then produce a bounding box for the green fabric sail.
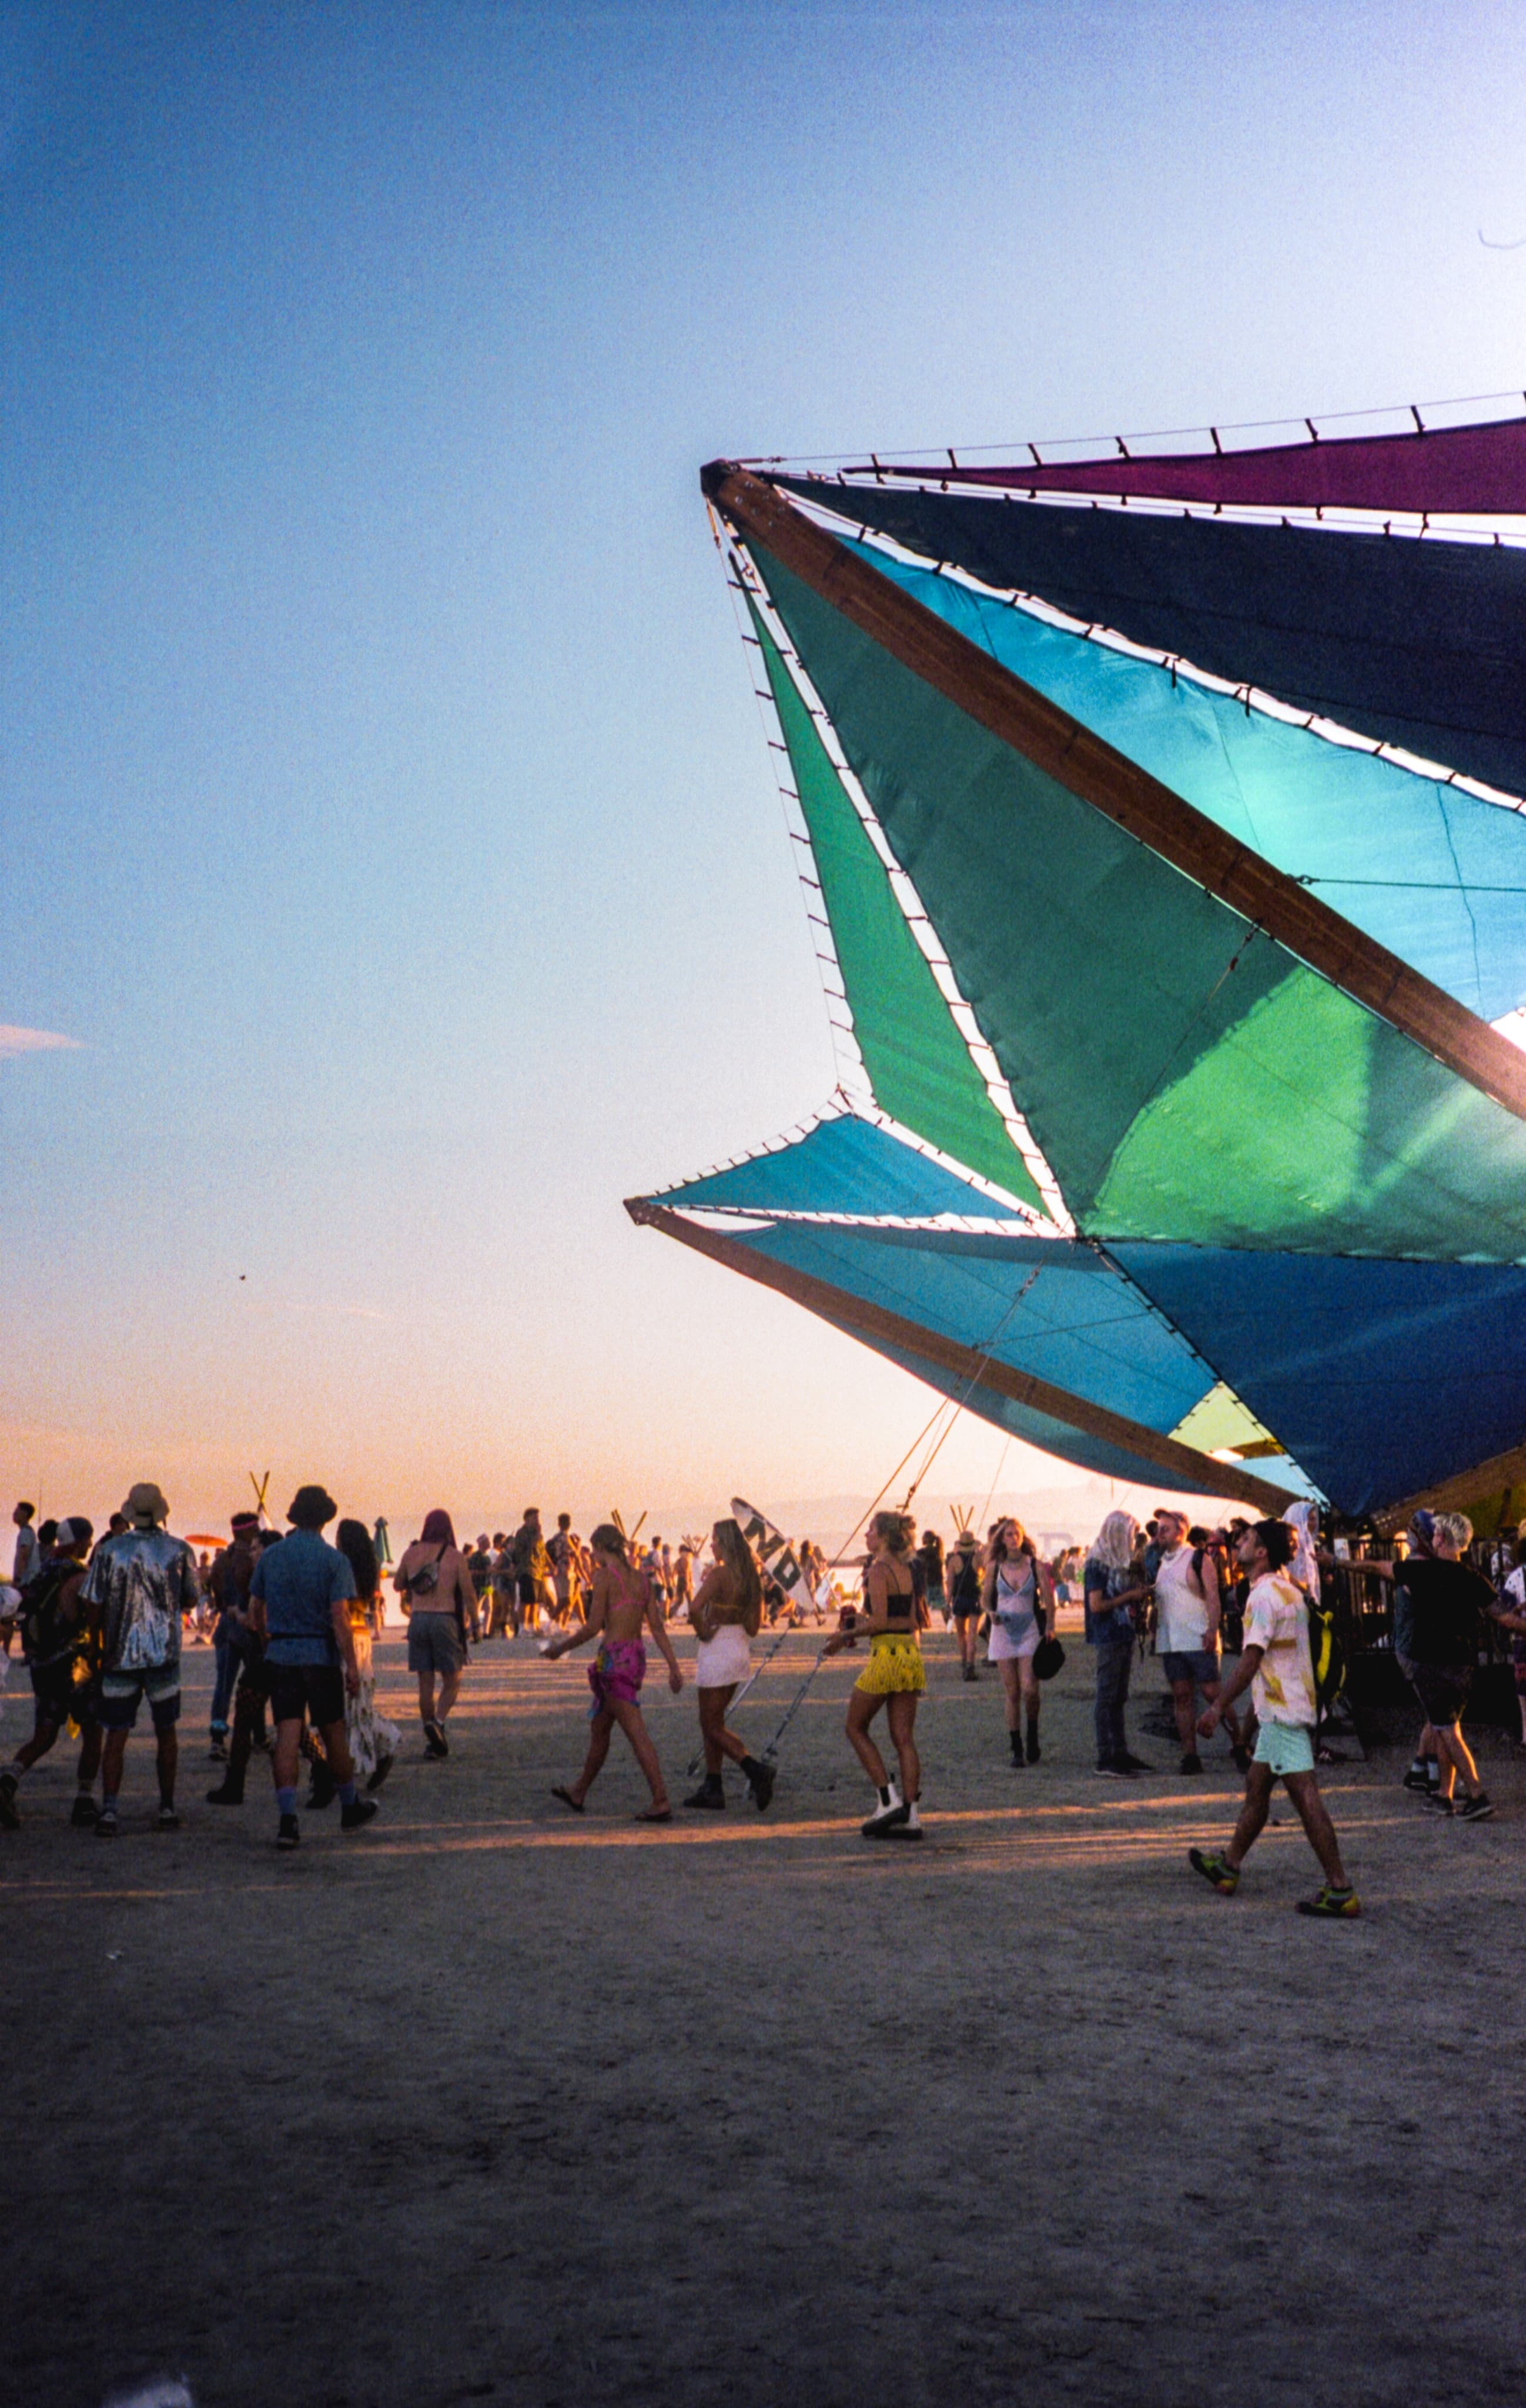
[750,544,1526,1264]
[749,598,1043,1210]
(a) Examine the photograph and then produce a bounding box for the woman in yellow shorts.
[824,1509,925,1840]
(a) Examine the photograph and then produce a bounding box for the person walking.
[916,1528,948,1628]
[1085,1510,1152,1777]
[982,1516,1056,1767]
[334,1519,399,1792]
[394,1510,476,1757]
[0,1518,102,1830]
[206,1512,260,1761]
[1152,1508,1241,1775]
[488,1534,516,1638]
[466,1536,493,1643]
[1387,1512,1497,1821]
[249,1486,379,1851]
[547,1513,581,1626]
[823,1510,926,1840]
[544,1523,682,1820]
[78,1483,195,1837]
[1495,1537,1526,1748]
[947,1527,982,1679]
[1189,1520,1360,1917]
[511,1509,553,1634]
[11,1501,40,1600]
[683,1517,774,1812]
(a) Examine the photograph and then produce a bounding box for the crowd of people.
[2,1481,1521,1915]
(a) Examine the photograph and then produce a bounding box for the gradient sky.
[4,1,1525,1540]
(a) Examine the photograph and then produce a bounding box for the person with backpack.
[0,1517,102,1830]
[394,1509,477,1757]
[1152,1509,1244,1775]
[946,1529,982,1679]
[1189,1519,1360,1918]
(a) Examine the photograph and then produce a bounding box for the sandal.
[634,1805,672,1823]
[550,1785,585,1814]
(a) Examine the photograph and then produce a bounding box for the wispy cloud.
[0,1025,81,1060]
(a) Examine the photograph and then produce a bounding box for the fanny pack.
[403,1546,446,1598]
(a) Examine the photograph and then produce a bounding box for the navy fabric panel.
[782,479,1526,798]
[735,1222,1213,1433]
[647,1113,1023,1221]
[1113,1244,1526,1513]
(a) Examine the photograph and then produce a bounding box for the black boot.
[1009,1730,1024,1767]
[684,1773,725,1810]
[741,1754,775,1811]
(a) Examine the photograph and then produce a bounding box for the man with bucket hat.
[78,1483,196,1837]
[248,1485,378,1852]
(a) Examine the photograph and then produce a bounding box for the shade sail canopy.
[633,424,1526,1516]
[640,1108,1031,1223]
[782,476,1526,817]
[856,410,1526,514]
[631,1114,1307,1509]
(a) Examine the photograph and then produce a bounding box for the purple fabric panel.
[871,417,1526,514]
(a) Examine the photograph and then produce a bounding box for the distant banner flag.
[731,1496,816,1612]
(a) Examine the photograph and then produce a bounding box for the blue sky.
[4,1,1524,1533]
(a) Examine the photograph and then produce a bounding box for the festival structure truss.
[628,399,1526,1524]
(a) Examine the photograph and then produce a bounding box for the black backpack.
[21,1558,86,1666]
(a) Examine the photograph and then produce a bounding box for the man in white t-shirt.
[1152,1511,1243,1776]
[1186,1519,1360,1919]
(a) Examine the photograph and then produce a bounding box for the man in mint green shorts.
[1188,1519,1360,1919]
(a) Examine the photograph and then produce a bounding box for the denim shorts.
[1162,1649,1220,1689]
[1253,1720,1316,1778]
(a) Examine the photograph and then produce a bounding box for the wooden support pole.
[629,1197,1297,1512]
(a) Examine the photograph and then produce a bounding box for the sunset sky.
[4,2,1525,1543]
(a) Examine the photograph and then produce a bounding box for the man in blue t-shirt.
[249,1485,378,1852]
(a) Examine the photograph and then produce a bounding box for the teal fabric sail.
[633,438,1526,1516]
[841,536,1526,1024]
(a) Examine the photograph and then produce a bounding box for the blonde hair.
[869,1510,915,1557]
[1436,1511,1474,1551]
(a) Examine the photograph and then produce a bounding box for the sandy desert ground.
[4,1624,1522,2408]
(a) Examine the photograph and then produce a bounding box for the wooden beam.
[1373,1439,1526,1534]
[701,461,1526,1125]
[630,1197,1297,1511]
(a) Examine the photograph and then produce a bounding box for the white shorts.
[695,1623,751,1690]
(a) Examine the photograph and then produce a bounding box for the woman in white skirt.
[984,1516,1058,1770]
[683,1519,774,1811]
